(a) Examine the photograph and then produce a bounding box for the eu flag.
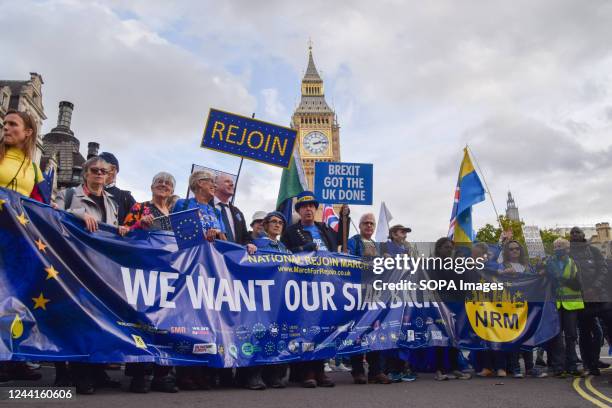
[169,208,204,249]
[448,148,485,243]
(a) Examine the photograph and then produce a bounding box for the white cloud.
[260,88,286,121]
[5,0,612,240]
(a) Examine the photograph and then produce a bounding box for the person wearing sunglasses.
[171,169,226,391]
[123,172,176,232]
[55,156,129,236]
[243,211,291,390]
[252,211,291,254]
[53,156,128,394]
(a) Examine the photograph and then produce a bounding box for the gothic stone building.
[0,73,47,164]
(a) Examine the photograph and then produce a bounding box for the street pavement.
[3,363,612,408]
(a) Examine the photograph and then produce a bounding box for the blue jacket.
[253,236,291,254]
[347,234,381,258]
[173,197,225,233]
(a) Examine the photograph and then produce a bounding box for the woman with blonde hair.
[0,110,46,202]
[124,172,176,231]
[0,110,45,382]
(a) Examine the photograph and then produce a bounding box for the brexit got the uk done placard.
[314,162,373,205]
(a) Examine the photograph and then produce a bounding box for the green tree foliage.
[540,229,567,254]
[475,223,500,243]
[475,216,525,245]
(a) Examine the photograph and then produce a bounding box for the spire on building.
[295,42,332,114]
[304,42,322,81]
[505,190,520,221]
[507,191,516,208]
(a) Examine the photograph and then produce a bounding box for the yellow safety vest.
[556,258,584,311]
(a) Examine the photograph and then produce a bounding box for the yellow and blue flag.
[448,148,485,243]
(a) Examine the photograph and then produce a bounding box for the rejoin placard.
[201,108,297,168]
[314,162,373,205]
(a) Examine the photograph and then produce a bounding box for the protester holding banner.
[53,156,129,393]
[571,227,612,376]
[347,213,392,384]
[500,240,547,378]
[97,152,136,225]
[55,157,129,236]
[171,170,226,389]
[430,237,472,381]
[241,211,291,390]
[173,169,226,242]
[546,237,584,377]
[471,242,508,378]
[281,191,348,388]
[0,110,45,381]
[378,224,418,383]
[120,171,180,393]
[281,191,349,254]
[124,172,176,231]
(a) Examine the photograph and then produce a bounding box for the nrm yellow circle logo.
[465,287,527,342]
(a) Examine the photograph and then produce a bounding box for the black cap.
[98,152,119,172]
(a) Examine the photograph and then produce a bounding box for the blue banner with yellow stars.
[0,188,558,366]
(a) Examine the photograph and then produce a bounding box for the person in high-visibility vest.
[545,238,584,377]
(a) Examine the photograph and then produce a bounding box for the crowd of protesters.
[1,110,611,394]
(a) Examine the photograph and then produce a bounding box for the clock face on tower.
[303,131,329,155]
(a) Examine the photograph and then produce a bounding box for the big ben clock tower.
[291,45,341,191]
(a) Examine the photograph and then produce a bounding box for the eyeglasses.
[89,167,109,175]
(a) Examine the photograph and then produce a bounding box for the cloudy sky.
[3,0,612,240]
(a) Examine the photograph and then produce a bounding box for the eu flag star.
[45,265,59,280]
[16,212,29,226]
[35,239,47,253]
[0,198,5,211]
[32,293,50,310]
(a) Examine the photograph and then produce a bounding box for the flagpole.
[384,202,390,230]
[186,163,195,199]
[466,144,502,229]
[151,208,198,221]
[231,113,253,206]
[231,157,244,206]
